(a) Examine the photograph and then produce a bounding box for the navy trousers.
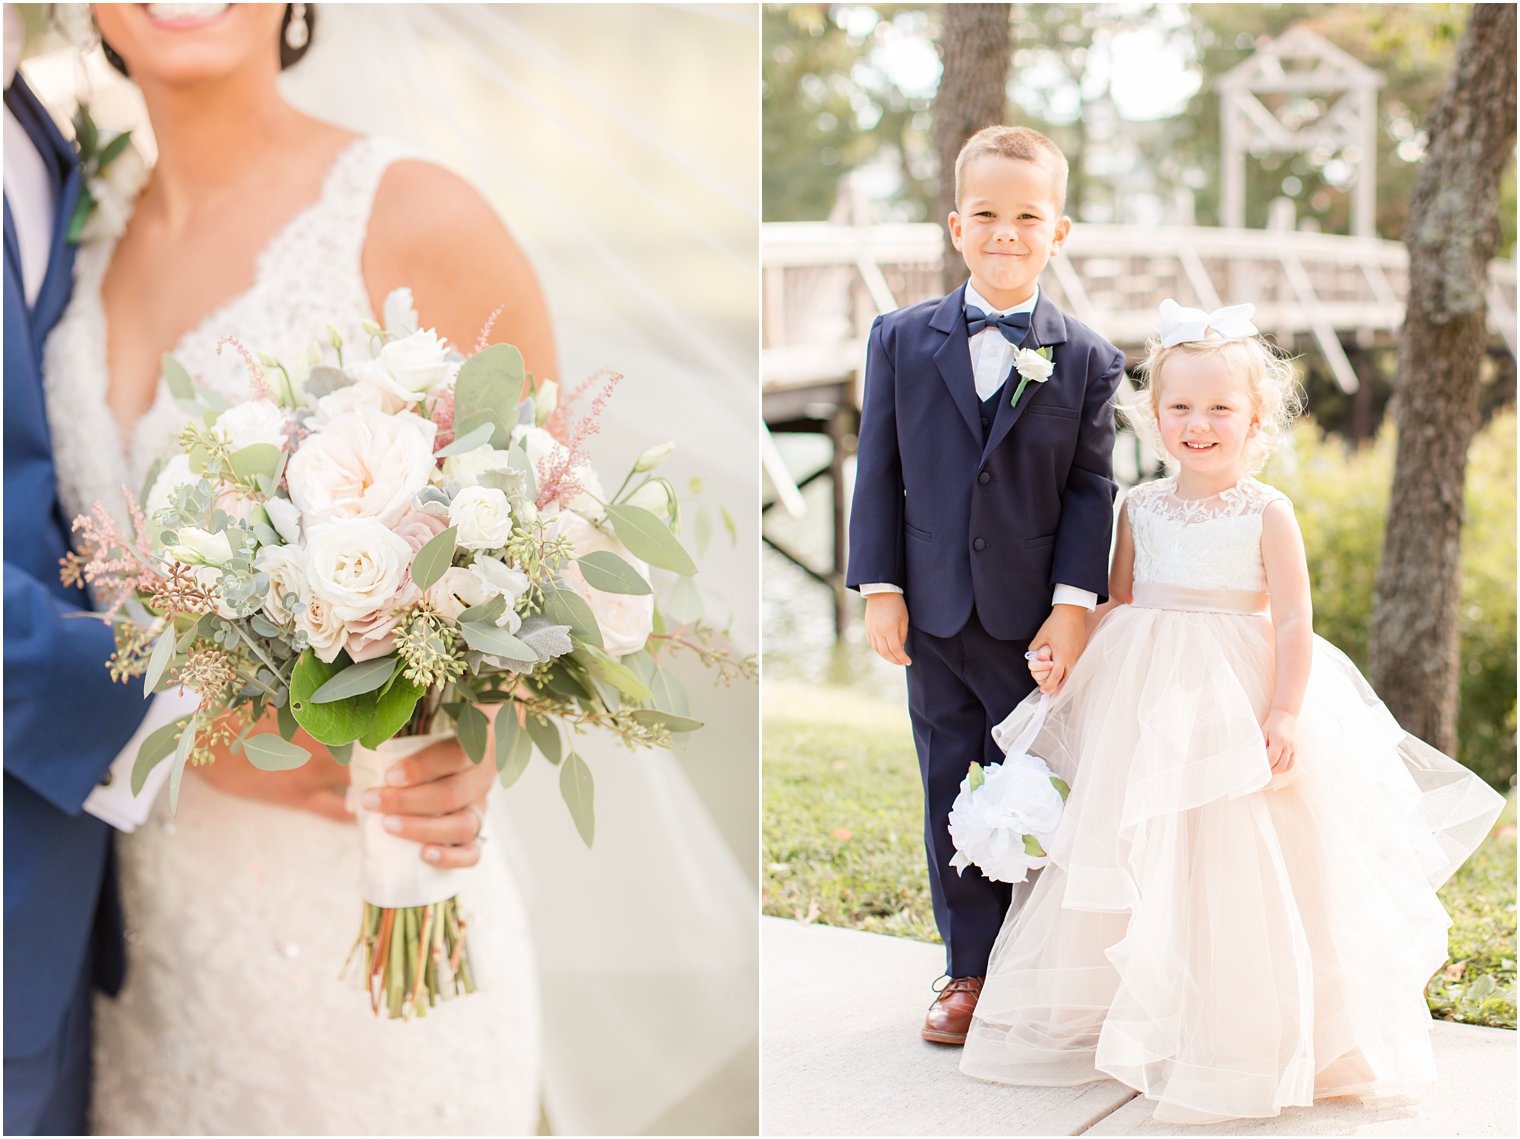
[4,947,93,1136]
[906,608,1038,977]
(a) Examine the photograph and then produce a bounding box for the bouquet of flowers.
[946,695,1070,884]
[63,288,752,1018]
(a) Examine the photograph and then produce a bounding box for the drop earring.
[286,3,309,51]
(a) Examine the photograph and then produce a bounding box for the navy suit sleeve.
[3,562,150,815]
[1050,345,1123,601]
[845,315,905,590]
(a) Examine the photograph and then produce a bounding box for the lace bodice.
[45,136,416,529]
[44,136,540,1134]
[1126,476,1290,594]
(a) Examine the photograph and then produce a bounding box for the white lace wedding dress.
[46,136,541,1136]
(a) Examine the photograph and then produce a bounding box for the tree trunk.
[1367,4,1516,754]
[933,4,1012,295]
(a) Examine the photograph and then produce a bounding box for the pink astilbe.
[428,385,456,454]
[474,304,506,355]
[66,490,163,618]
[536,369,621,510]
[215,336,269,400]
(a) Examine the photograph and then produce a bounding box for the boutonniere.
[1010,346,1054,408]
[68,106,147,245]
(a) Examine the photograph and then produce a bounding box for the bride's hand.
[359,739,496,869]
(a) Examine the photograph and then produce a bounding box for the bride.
[47,4,556,1133]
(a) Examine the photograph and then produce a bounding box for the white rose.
[552,509,654,657]
[310,379,389,428]
[443,444,514,489]
[449,486,514,551]
[167,526,235,567]
[511,424,558,467]
[371,329,452,405]
[285,409,437,528]
[383,287,420,334]
[254,544,308,626]
[428,566,491,622]
[304,518,414,622]
[1014,347,1055,384]
[145,453,198,521]
[623,479,671,519]
[296,592,347,663]
[212,398,288,452]
[564,464,607,520]
[79,143,148,244]
[263,495,303,545]
[469,556,529,633]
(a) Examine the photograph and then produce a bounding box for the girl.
[959,300,1505,1124]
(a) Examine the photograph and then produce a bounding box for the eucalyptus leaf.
[330,741,354,766]
[456,703,489,764]
[251,521,283,549]
[309,657,397,704]
[434,421,496,458]
[457,594,507,626]
[525,715,562,765]
[162,355,195,402]
[574,647,653,702]
[243,733,312,771]
[494,712,533,787]
[410,527,457,592]
[454,344,525,447]
[143,627,176,696]
[604,504,698,576]
[228,443,282,482]
[648,667,689,716]
[132,717,188,796]
[693,503,713,556]
[543,587,602,649]
[359,675,424,750]
[559,752,595,847]
[631,708,704,733]
[167,712,199,815]
[662,576,704,624]
[576,550,653,596]
[459,621,537,663]
[276,699,299,742]
[249,613,283,638]
[506,446,538,502]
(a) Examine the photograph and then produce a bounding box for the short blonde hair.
[953,125,1069,212]
[1127,333,1303,474]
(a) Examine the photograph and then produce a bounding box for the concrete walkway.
[762,918,1517,1136]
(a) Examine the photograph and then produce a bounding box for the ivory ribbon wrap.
[351,731,459,907]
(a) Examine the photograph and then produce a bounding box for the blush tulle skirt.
[958,602,1505,1125]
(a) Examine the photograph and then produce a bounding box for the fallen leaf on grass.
[1446,960,1468,981]
[830,827,853,841]
[793,899,821,925]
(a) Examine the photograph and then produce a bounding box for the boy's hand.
[1030,605,1088,694]
[1263,710,1298,775]
[864,592,912,666]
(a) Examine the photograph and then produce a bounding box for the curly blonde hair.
[1125,333,1303,474]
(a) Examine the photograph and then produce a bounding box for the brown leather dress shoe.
[921,975,984,1044]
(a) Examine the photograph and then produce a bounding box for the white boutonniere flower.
[70,107,147,245]
[1010,346,1055,409]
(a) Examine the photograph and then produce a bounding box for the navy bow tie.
[965,305,1031,345]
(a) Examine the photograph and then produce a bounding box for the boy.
[846,125,1123,1043]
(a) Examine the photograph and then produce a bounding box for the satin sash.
[1131,582,1269,616]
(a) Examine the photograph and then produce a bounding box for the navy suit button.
[972,537,987,552]
[977,471,991,486]
[100,770,113,787]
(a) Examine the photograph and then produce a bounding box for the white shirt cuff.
[84,689,201,833]
[1052,584,1098,611]
[859,583,903,595]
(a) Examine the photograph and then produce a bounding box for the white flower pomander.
[449,485,515,551]
[947,751,1067,884]
[551,509,654,657]
[211,398,288,452]
[1014,346,1055,384]
[303,518,415,622]
[285,408,437,528]
[442,444,514,488]
[254,544,308,626]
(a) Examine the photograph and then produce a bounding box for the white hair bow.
[1158,299,1259,348]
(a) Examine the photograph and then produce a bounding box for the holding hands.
[1028,604,1088,694]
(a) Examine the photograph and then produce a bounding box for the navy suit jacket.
[846,284,1124,640]
[3,76,149,1058]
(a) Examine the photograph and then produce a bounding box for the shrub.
[1265,412,1516,789]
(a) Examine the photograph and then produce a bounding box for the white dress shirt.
[3,95,55,307]
[860,280,1097,612]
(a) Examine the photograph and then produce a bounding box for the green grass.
[764,681,1517,1029]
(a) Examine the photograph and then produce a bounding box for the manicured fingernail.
[386,765,409,786]
[424,847,442,863]
[360,790,381,810]
[383,816,403,834]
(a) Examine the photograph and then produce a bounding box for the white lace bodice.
[1126,476,1290,594]
[45,136,414,528]
[45,136,540,1135]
